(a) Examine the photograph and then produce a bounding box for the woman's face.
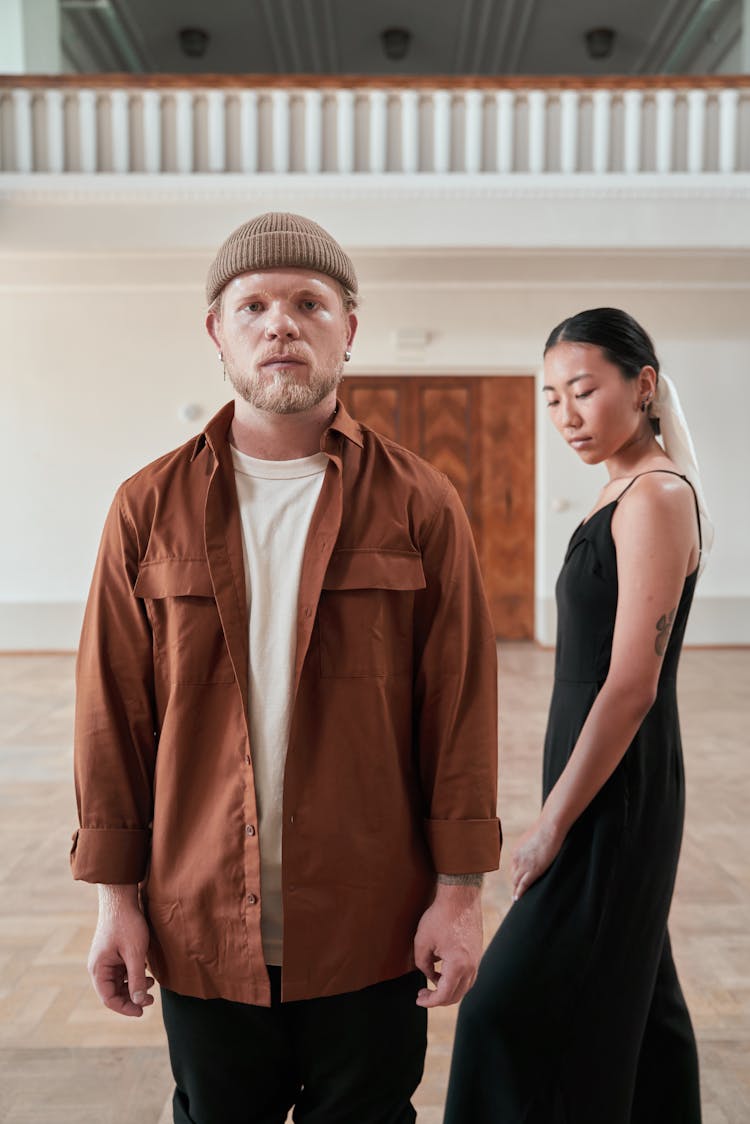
[542,341,655,465]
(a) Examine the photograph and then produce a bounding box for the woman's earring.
[640,397,651,412]
[344,350,351,362]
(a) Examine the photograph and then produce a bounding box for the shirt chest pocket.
[318,549,426,678]
[134,559,235,685]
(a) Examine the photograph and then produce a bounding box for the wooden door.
[338,376,535,639]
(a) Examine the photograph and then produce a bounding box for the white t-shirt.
[231,445,328,965]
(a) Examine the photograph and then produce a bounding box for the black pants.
[160,969,427,1124]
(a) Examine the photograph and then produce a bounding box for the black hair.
[543,307,660,380]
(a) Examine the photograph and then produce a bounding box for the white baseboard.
[535,596,750,648]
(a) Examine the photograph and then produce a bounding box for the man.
[72,212,501,1124]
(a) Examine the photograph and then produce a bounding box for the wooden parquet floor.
[0,647,747,1123]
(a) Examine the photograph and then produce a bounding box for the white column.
[623,90,642,174]
[12,89,32,172]
[368,90,387,173]
[400,90,419,173]
[655,89,674,174]
[110,90,129,173]
[206,90,225,173]
[464,90,482,174]
[336,90,355,174]
[432,91,450,174]
[303,90,322,173]
[527,90,545,174]
[687,89,706,174]
[559,90,578,175]
[271,90,290,173]
[718,88,739,173]
[174,90,193,174]
[78,89,97,173]
[239,91,258,174]
[592,90,610,174]
[0,0,61,73]
[495,90,514,173]
[45,88,65,173]
[142,90,161,174]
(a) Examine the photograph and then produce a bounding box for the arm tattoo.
[437,873,484,887]
[655,607,677,657]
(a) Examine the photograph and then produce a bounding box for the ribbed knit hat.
[206,212,358,305]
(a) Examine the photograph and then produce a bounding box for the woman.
[444,309,709,1124]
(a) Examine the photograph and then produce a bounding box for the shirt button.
[247,893,257,905]
[245,824,255,836]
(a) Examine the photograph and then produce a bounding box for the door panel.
[338,375,535,639]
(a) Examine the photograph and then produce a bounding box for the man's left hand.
[413,881,483,1008]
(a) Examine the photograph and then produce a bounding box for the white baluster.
[336,89,354,173]
[271,90,290,173]
[77,89,97,173]
[142,90,161,173]
[686,89,706,174]
[12,89,32,173]
[559,89,578,174]
[109,90,129,173]
[432,90,450,174]
[592,90,610,174]
[206,90,225,172]
[44,89,65,173]
[174,90,193,174]
[655,89,674,174]
[623,90,642,174]
[495,90,514,173]
[719,88,739,174]
[464,89,482,173]
[304,90,322,173]
[239,91,258,174]
[368,91,386,173]
[401,89,418,173]
[527,90,545,174]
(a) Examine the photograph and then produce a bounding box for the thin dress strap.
[614,469,702,551]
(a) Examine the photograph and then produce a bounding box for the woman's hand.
[511,818,564,901]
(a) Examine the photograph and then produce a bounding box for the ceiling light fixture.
[381,28,412,62]
[584,27,616,60]
[179,27,210,59]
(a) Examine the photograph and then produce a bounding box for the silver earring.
[344,350,351,362]
[640,397,651,412]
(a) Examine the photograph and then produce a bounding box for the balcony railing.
[1,75,749,176]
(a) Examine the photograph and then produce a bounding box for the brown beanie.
[206,212,358,305]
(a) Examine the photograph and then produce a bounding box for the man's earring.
[344,350,351,362]
[219,351,226,381]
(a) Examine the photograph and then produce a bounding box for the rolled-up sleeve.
[414,478,501,874]
[71,489,157,884]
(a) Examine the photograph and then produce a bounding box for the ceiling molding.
[506,0,539,74]
[259,0,287,71]
[632,0,688,73]
[454,0,479,73]
[489,0,519,74]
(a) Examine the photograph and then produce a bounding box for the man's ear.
[206,309,222,350]
[346,313,358,350]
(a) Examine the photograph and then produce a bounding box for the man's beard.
[226,360,344,415]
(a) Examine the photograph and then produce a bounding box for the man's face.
[206,268,357,415]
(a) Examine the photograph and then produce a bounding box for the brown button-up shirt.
[72,400,501,1005]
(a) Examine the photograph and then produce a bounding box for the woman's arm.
[512,474,698,900]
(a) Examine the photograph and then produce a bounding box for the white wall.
[1,241,748,650]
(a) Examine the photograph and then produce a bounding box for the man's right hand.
[87,884,155,1018]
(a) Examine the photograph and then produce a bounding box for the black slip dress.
[444,470,702,1124]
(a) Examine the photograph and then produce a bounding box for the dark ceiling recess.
[584,27,616,60]
[381,28,412,61]
[179,27,211,59]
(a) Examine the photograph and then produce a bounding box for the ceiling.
[59,0,743,77]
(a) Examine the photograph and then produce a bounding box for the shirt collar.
[189,398,363,463]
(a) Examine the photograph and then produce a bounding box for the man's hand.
[413,880,483,1008]
[87,884,155,1018]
